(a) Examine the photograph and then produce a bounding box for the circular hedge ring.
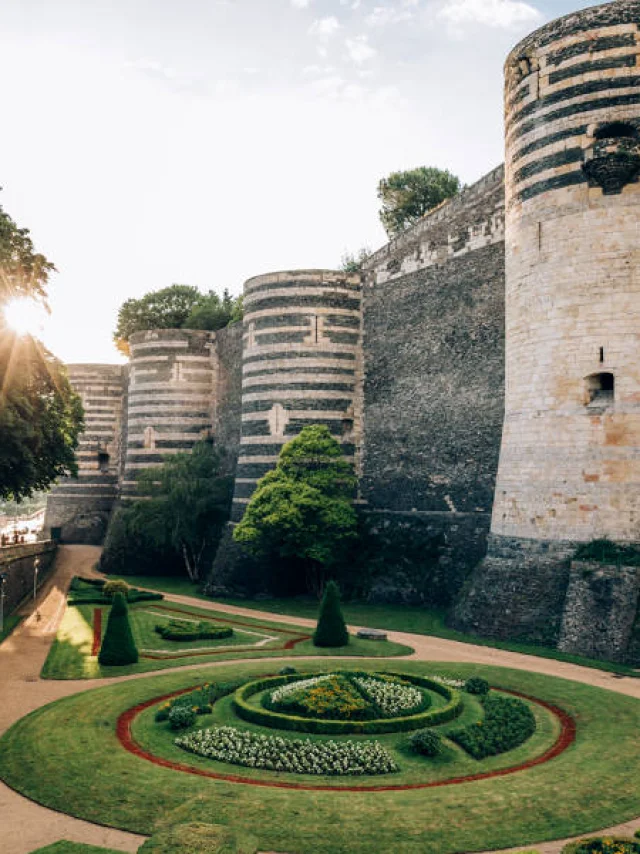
[232,672,463,735]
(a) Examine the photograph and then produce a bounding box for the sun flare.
[3,298,47,337]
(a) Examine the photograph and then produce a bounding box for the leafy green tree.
[98,592,139,666]
[340,247,371,274]
[0,195,55,306]
[377,167,461,238]
[114,285,243,355]
[102,442,233,581]
[233,425,358,595]
[313,580,349,648]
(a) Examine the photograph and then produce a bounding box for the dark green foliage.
[409,728,443,757]
[278,666,298,675]
[98,593,139,666]
[101,442,233,581]
[137,822,257,854]
[114,285,242,355]
[154,620,233,642]
[465,677,490,696]
[566,840,640,854]
[168,706,197,730]
[449,693,536,759]
[68,576,163,606]
[234,426,358,595]
[233,673,462,735]
[313,581,349,648]
[340,247,371,273]
[154,681,247,722]
[575,539,640,567]
[0,194,54,306]
[377,166,461,237]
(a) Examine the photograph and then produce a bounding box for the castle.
[44,0,640,663]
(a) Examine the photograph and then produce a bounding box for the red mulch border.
[91,608,102,656]
[115,684,577,793]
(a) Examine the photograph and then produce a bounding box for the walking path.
[1,545,639,854]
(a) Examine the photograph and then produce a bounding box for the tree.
[113,285,243,355]
[313,580,349,648]
[340,247,371,274]
[377,167,461,238]
[0,195,55,306]
[102,441,233,581]
[233,425,358,595]
[98,592,139,666]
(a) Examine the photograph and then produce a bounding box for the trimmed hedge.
[68,577,163,606]
[154,620,233,642]
[233,672,463,735]
[562,840,640,854]
[98,593,139,666]
[449,693,536,759]
[313,581,349,648]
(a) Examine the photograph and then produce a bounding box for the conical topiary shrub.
[98,591,139,666]
[313,580,349,648]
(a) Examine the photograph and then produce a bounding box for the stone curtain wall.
[211,323,243,476]
[44,365,126,544]
[122,329,216,498]
[0,541,57,619]
[230,270,363,521]
[360,168,506,602]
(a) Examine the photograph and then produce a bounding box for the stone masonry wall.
[359,167,505,601]
[0,541,57,618]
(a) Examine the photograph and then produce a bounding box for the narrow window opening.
[585,372,615,406]
[314,316,319,344]
[599,347,604,364]
[97,452,110,473]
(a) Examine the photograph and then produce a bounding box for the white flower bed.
[175,726,398,776]
[270,674,335,705]
[352,676,424,717]
[428,675,465,689]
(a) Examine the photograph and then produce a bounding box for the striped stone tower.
[122,329,215,497]
[43,364,126,543]
[230,270,363,520]
[453,0,640,641]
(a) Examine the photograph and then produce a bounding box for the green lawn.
[41,599,413,679]
[30,844,126,854]
[112,575,640,678]
[4,659,640,854]
[0,613,22,645]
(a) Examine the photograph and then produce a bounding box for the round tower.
[122,329,215,497]
[453,0,640,644]
[495,0,640,544]
[230,270,363,520]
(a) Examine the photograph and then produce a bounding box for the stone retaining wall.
[0,541,57,619]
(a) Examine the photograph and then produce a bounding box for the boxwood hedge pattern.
[233,672,463,735]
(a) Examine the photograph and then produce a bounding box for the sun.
[3,298,47,337]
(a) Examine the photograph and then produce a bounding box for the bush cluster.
[176,725,398,776]
[564,839,640,854]
[449,693,536,759]
[168,706,197,730]
[68,576,163,606]
[234,672,462,735]
[98,592,139,667]
[409,729,443,758]
[155,681,246,723]
[155,619,233,642]
[465,677,490,696]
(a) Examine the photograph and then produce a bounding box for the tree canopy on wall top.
[114,284,243,355]
[377,167,461,238]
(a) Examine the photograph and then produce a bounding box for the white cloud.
[291,0,311,8]
[366,5,414,27]
[345,35,377,64]
[439,0,541,29]
[125,58,178,81]
[309,16,341,38]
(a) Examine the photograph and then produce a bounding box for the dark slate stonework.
[214,323,243,475]
[450,535,576,645]
[558,561,640,664]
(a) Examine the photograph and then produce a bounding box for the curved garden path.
[1,545,639,854]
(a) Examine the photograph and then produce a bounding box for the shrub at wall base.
[98,592,139,666]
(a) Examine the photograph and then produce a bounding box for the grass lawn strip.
[42,601,412,679]
[2,661,635,854]
[30,844,127,854]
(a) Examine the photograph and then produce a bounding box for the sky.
[0,0,595,364]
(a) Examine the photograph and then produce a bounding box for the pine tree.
[313,580,349,648]
[98,592,139,666]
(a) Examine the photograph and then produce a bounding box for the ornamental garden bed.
[3,661,639,854]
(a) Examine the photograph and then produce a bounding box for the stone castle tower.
[453,0,640,646]
[45,0,640,663]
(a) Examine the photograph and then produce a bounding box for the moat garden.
[2,566,640,854]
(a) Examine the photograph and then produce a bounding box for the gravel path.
[1,545,638,854]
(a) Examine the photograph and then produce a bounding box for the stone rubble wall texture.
[0,541,57,618]
[43,364,126,544]
[453,0,640,654]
